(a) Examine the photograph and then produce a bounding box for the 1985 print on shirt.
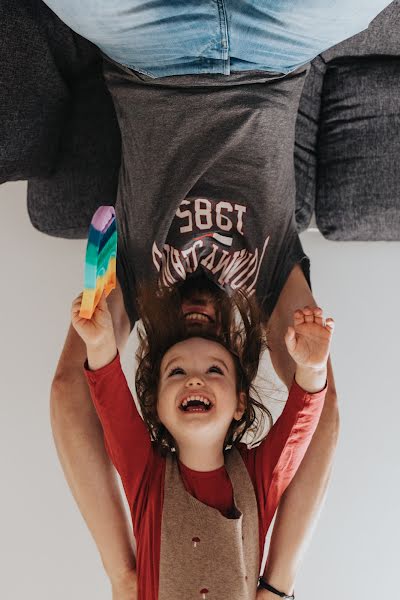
[152,196,270,295]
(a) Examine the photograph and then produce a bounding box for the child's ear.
[234,391,247,420]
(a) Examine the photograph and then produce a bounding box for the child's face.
[158,337,246,450]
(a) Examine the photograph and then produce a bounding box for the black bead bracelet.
[258,577,295,599]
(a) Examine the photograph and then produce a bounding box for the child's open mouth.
[179,395,213,413]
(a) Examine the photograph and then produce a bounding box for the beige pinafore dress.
[158,445,260,600]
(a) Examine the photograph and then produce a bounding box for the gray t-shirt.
[102,56,312,331]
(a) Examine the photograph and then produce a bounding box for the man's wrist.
[294,364,327,394]
[258,576,295,599]
[258,592,285,600]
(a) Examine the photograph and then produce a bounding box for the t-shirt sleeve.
[252,376,327,526]
[263,228,312,318]
[83,351,152,508]
[116,243,139,334]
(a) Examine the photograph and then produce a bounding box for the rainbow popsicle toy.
[79,206,117,319]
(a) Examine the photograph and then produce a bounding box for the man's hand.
[111,570,138,600]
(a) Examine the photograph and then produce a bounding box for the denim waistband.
[43,0,392,78]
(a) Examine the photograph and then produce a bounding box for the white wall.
[1,181,399,599]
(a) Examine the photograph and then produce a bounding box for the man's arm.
[50,281,137,591]
[259,263,340,596]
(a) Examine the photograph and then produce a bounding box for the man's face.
[177,275,223,335]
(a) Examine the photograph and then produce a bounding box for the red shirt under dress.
[83,351,327,600]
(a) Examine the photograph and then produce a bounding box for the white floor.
[1,180,399,600]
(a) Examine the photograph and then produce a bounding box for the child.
[71,283,334,600]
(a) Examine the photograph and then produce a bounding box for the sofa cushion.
[0,0,68,182]
[294,55,327,233]
[0,0,108,185]
[27,66,121,239]
[315,57,400,240]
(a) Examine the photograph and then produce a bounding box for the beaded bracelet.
[258,577,295,599]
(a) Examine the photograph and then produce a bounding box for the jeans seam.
[216,0,229,60]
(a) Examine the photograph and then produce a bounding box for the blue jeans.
[43,0,391,78]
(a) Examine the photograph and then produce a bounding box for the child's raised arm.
[256,305,334,487]
[243,305,333,584]
[70,290,153,522]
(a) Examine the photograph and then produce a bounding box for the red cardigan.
[84,352,327,600]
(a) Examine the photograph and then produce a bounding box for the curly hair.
[134,278,273,458]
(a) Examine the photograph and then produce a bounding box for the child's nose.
[185,376,205,388]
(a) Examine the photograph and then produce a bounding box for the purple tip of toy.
[92,206,116,233]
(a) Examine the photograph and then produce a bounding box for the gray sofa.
[1,0,399,240]
[295,1,400,240]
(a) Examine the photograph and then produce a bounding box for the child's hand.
[71,290,115,348]
[284,305,335,370]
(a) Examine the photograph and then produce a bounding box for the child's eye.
[168,367,185,377]
[208,365,223,374]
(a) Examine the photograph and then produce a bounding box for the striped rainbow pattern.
[79,206,117,320]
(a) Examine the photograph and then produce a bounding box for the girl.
[71,281,335,600]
